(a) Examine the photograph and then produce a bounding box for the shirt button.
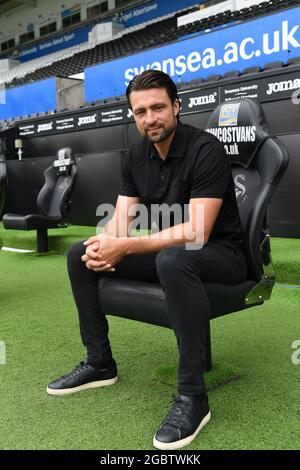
[160,175,165,180]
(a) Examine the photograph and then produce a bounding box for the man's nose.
[144,110,157,125]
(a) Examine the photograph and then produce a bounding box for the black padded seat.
[97,98,289,370]
[3,148,77,252]
[187,78,205,87]
[99,278,258,326]
[0,126,11,218]
[223,70,240,79]
[241,66,262,75]
[0,152,6,217]
[285,55,300,66]
[176,81,188,89]
[2,213,63,231]
[204,74,222,82]
[262,61,283,71]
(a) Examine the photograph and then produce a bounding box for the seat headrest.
[53,147,75,174]
[206,98,272,168]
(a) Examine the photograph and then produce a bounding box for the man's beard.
[144,122,176,143]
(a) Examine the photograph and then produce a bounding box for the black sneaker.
[47,359,118,396]
[153,394,211,450]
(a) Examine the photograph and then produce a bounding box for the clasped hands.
[81,234,129,272]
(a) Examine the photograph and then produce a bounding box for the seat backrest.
[0,126,14,216]
[206,98,289,281]
[36,147,77,219]
[0,152,7,217]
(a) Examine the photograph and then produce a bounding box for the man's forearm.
[101,218,129,237]
[124,222,202,255]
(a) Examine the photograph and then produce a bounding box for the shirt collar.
[149,121,187,160]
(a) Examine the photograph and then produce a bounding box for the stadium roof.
[0,0,36,16]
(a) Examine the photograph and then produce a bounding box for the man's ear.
[173,98,180,117]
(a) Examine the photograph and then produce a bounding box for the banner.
[19,109,100,137]
[18,89,220,137]
[16,25,92,62]
[85,6,300,100]
[179,87,219,113]
[0,78,56,120]
[220,69,300,102]
[113,0,203,28]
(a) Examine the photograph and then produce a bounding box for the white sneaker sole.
[153,411,211,451]
[46,376,118,396]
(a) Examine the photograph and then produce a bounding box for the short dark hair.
[126,70,180,110]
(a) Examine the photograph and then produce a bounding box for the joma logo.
[78,114,97,126]
[37,122,53,132]
[188,93,216,108]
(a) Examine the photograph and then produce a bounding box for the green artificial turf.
[0,223,97,255]
[0,230,299,450]
[271,238,300,285]
[0,223,151,258]
[1,222,299,283]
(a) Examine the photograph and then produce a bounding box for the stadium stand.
[0,0,298,90]
[0,2,199,87]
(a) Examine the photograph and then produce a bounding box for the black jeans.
[67,240,248,396]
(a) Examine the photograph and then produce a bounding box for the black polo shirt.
[119,121,243,244]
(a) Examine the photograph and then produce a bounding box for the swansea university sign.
[85,5,300,100]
